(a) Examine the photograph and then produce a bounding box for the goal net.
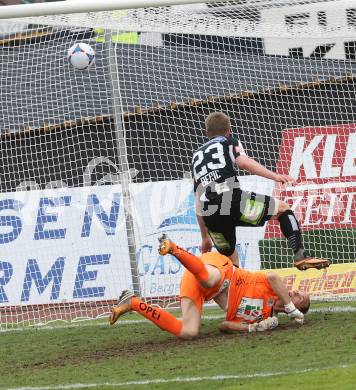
[0,0,355,328]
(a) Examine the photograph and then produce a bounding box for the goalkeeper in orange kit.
[109,235,310,339]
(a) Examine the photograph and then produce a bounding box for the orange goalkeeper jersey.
[226,268,277,323]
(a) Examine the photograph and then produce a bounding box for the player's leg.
[201,214,239,267]
[179,297,202,339]
[207,227,239,267]
[109,291,183,337]
[159,234,221,288]
[236,189,330,270]
[270,200,304,263]
[227,250,239,266]
[109,293,201,340]
[270,200,330,270]
[197,190,239,266]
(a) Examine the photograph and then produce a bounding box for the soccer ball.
[67,42,95,70]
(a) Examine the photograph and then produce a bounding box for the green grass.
[1,302,356,389]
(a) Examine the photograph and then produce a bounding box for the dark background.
[0,74,355,191]
[0,34,355,189]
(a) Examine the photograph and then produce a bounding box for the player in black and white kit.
[193,111,330,271]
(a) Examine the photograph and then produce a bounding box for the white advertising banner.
[0,22,28,38]
[131,176,274,298]
[131,179,196,298]
[0,185,131,306]
[0,177,275,306]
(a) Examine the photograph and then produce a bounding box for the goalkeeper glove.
[248,316,279,332]
[284,302,304,324]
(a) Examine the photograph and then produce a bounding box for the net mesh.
[0,0,355,327]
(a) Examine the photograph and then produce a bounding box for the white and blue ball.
[67,42,95,70]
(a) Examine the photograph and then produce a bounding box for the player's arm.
[219,317,278,333]
[195,192,212,253]
[266,272,304,324]
[219,321,249,332]
[235,155,296,185]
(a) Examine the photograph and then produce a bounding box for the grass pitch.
[1,301,356,390]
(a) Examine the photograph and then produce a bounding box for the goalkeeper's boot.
[158,234,178,255]
[294,250,331,271]
[109,290,135,326]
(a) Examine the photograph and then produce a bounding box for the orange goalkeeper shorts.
[179,252,233,313]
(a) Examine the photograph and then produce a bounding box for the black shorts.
[202,188,276,257]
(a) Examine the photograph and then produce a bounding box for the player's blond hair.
[205,111,231,138]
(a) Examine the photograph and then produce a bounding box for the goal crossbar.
[0,0,219,19]
[0,0,355,328]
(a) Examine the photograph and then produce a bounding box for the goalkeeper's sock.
[131,297,183,337]
[278,210,304,255]
[170,244,209,283]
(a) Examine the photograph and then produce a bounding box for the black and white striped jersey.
[192,136,246,201]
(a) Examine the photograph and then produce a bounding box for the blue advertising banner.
[0,185,131,306]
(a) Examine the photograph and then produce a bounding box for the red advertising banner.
[265,124,356,238]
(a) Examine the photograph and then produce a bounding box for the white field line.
[4,364,353,390]
[1,306,356,333]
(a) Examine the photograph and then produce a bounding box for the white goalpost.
[0,0,355,328]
